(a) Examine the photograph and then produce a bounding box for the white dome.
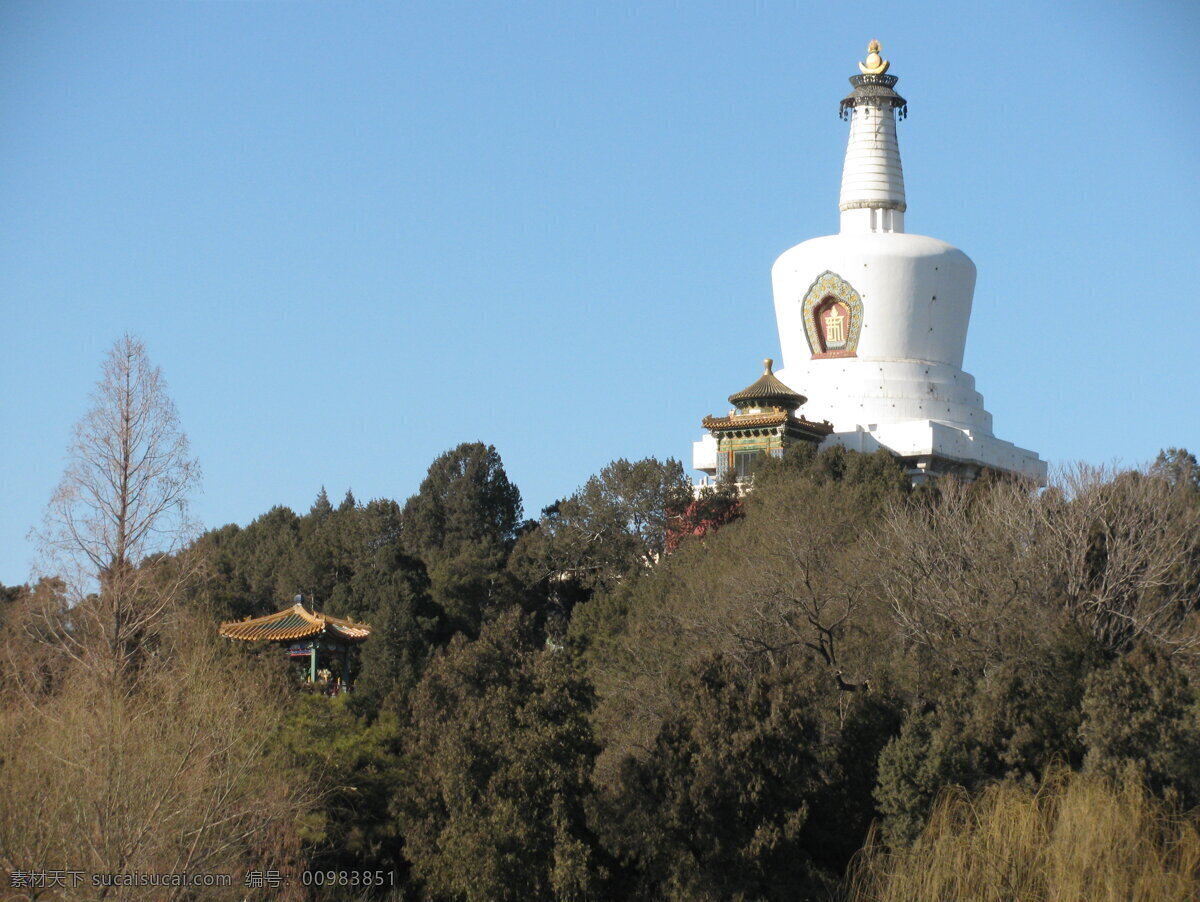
[774,232,976,371]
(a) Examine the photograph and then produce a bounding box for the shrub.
[847,769,1200,902]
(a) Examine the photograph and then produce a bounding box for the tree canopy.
[402,442,524,636]
[11,419,1200,899]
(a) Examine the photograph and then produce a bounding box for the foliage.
[1080,641,1200,807]
[7,337,314,897]
[874,630,1101,846]
[190,494,441,720]
[0,578,72,705]
[583,445,909,779]
[399,609,606,901]
[0,582,21,630]
[600,655,898,901]
[17,429,1200,895]
[279,694,408,878]
[509,457,692,607]
[192,507,300,620]
[191,495,411,624]
[348,543,443,717]
[1151,447,1200,494]
[402,442,523,635]
[402,442,523,557]
[663,476,742,553]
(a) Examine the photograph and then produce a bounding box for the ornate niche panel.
[801,270,863,359]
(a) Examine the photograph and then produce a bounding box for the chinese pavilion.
[693,41,1045,485]
[219,599,371,690]
[701,358,832,482]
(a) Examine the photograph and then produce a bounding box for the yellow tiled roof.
[702,411,790,429]
[219,603,371,643]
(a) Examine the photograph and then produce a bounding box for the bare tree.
[3,338,314,894]
[0,613,310,900]
[875,465,1200,671]
[1042,464,1200,655]
[590,475,889,781]
[32,334,200,680]
[873,477,1064,674]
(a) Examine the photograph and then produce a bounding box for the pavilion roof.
[219,603,371,643]
[728,359,806,410]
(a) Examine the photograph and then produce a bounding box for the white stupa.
[694,41,1045,484]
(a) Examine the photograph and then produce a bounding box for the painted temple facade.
[701,359,832,481]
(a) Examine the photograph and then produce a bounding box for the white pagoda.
[694,41,1046,484]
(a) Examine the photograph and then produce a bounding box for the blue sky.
[2,0,1198,586]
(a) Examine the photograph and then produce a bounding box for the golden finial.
[858,39,890,75]
[763,358,774,374]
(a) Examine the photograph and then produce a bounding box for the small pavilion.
[219,598,371,691]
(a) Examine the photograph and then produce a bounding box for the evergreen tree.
[310,487,333,519]
[279,694,407,877]
[403,442,522,556]
[602,656,891,900]
[400,610,605,901]
[349,544,442,718]
[190,505,303,620]
[403,443,523,635]
[0,582,21,631]
[874,631,1102,845]
[509,457,692,609]
[1080,642,1200,806]
[1150,447,1200,494]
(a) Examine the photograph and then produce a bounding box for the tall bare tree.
[33,334,200,679]
[4,338,313,894]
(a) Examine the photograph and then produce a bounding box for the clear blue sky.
[2,1,1198,586]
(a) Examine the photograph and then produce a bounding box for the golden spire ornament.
[858,39,889,75]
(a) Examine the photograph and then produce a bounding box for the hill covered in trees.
[5,438,1200,900]
[4,339,1200,899]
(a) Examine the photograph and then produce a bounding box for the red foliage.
[665,492,744,553]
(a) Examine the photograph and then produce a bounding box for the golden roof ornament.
[841,40,906,121]
[858,39,889,75]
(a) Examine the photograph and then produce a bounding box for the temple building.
[701,358,832,481]
[694,41,1045,485]
[219,598,371,692]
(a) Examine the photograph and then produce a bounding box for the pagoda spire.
[838,40,908,234]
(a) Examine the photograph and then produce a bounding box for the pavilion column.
[309,641,318,682]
